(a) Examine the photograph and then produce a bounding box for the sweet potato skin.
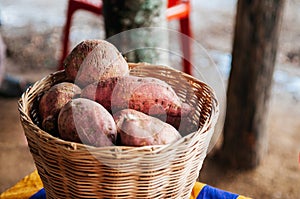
[64,39,129,87]
[81,75,184,114]
[153,102,196,134]
[114,109,182,146]
[80,76,120,112]
[81,75,195,130]
[57,98,117,147]
[38,82,81,135]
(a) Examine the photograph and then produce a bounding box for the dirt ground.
[0,0,299,198]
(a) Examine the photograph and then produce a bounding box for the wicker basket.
[18,63,219,199]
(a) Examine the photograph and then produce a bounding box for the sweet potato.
[38,82,81,135]
[81,75,187,115]
[57,98,117,147]
[114,109,182,146]
[80,76,120,112]
[64,39,129,87]
[152,102,196,133]
[81,75,195,129]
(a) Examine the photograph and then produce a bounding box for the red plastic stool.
[58,0,192,75]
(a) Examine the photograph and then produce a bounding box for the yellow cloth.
[0,170,43,199]
[190,181,206,199]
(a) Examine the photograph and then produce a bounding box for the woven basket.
[18,63,219,199]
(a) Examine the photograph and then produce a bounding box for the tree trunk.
[220,0,285,169]
[102,0,168,64]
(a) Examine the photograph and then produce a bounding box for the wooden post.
[102,0,168,64]
[219,0,285,169]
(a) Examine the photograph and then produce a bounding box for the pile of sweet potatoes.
[38,39,195,147]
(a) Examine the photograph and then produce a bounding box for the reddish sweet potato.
[80,76,120,111]
[64,39,129,87]
[57,98,117,147]
[38,82,81,135]
[114,109,182,146]
[81,75,195,129]
[152,102,196,133]
[81,75,186,115]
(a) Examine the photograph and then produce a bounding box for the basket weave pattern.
[18,63,219,199]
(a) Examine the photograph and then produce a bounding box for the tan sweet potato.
[114,109,182,146]
[64,39,129,87]
[57,98,117,147]
[38,82,81,135]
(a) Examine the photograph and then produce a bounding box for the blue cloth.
[197,184,239,199]
[29,188,46,199]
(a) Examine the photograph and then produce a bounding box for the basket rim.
[18,63,219,153]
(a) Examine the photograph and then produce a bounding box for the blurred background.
[0,0,299,198]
